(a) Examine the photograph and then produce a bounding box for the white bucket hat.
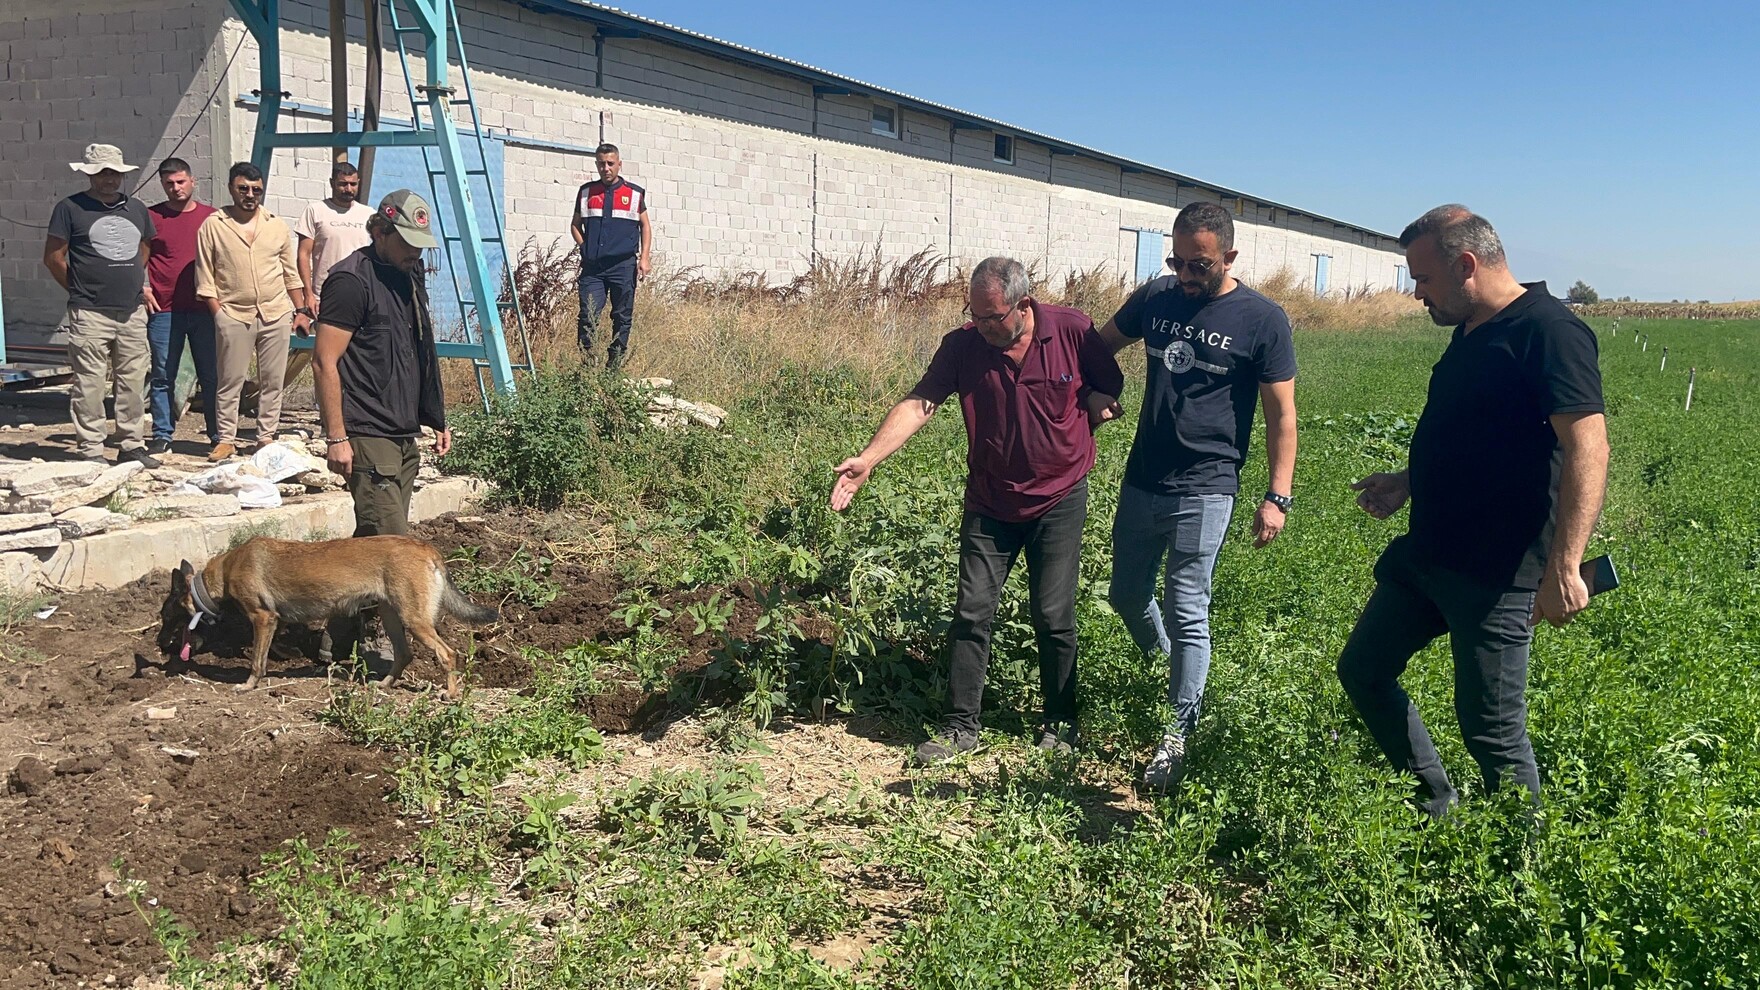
[69,143,139,175]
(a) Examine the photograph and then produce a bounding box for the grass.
[145,266,1760,988]
[0,587,55,664]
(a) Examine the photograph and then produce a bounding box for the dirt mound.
[412,512,774,733]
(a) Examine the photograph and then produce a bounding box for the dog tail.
[440,576,501,626]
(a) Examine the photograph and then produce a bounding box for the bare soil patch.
[0,575,409,989]
[0,509,805,985]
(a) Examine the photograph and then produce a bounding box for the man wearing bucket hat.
[311,189,452,668]
[43,143,162,467]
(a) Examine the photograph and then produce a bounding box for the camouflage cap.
[376,189,439,249]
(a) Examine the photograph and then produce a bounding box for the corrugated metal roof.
[506,0,1397,243]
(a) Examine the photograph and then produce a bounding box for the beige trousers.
[213,310,293,443]
[66,304,149,457]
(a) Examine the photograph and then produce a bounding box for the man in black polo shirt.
[1338,205,1608,819]
[313,189,450,537]
[571,142,651,371]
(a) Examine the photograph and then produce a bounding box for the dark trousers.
[946,479,1087,734]
[324,436,420,665]
[1336,537,1540,818]
[577,259,637,366]
[346,435,419,538]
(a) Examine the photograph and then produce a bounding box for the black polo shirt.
[317,246,447,440]
[1403,282,1603,589]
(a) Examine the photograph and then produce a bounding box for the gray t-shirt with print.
[48,192,155,310]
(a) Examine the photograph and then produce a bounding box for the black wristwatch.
[296,306,315,318]
[1263,491,1293,512]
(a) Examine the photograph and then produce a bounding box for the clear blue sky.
[620,0,1757,301]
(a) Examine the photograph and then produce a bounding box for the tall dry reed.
[451,240,1422,407]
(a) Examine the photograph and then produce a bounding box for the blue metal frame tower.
[226,0,528,398]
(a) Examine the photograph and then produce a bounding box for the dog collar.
[189,569,222,624]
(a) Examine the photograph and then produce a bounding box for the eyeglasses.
[1166,255,1217,276]
[964,303,1019,327]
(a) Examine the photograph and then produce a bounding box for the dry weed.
[1254,267,1424,331]
[442,242,1422,405]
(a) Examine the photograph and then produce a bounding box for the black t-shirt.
[317,247,446,439]
[47,192,155,309]
[1111,278,1297,495]
[1403,282,1604,590]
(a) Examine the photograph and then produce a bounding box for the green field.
[158,316,1760,989]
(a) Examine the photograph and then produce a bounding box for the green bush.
[446,364,649,507]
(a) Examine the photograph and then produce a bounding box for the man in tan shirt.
[195,161,310,460]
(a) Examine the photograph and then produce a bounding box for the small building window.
[870,104,898,138]
[993,134,1014,164]
[1233,197,1246,217]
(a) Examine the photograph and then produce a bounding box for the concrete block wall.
[1,0,1408,336]
[0,0,231,336]
[816,154,950,265]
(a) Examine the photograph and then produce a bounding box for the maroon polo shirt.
[911,301,1126,523]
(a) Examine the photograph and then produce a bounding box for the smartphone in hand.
[1580,554,1620,597]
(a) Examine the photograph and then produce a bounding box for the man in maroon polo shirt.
[831,256,1126,764]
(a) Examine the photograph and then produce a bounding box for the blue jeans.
[147,309,219,443]
[1107,484,1235,738]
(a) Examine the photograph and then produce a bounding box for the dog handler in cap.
[312,189,450,537]
[312,190,451,667]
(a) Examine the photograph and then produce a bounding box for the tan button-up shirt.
[194,208,304,323]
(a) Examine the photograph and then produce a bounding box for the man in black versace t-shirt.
[1097,202,1300,789]
[1338,205,1608,819]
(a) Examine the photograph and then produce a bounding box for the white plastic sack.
[251,441,325,483]
[172,462,282,509]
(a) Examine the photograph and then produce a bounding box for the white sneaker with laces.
[1142,732,1186,790]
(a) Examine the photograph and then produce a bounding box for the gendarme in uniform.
[316,191,446,536]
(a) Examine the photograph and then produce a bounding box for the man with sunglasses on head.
[1095,202,1299,790]
[830,257,1126,765]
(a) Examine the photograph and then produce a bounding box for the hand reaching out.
[830,456,872,512]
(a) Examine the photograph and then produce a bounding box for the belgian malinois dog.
[159,535,499,699]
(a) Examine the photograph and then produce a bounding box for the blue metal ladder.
[227,0,530,401]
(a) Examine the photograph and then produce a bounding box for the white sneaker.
[1142,732,1185,791]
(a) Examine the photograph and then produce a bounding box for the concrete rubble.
[52,506,131,539]
[0,409,479,592]
[636,379,730,431]
[8,462,103,496]
[0,526,61,552]
[127,494,243,519]
[0,512,55,535]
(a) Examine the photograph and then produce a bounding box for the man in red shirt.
[831,257,1125,763]
[144,158,219,452]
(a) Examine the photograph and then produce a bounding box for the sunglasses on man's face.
[1166,255,1218,276]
